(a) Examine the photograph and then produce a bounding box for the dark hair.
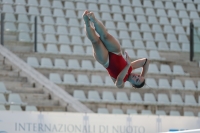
[132,80,145,88]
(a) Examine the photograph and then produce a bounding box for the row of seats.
[74,90,200,106]
[0,105,38,111]
[3,14,192,36]
[0,93,26,105]
[3,2,200,19]
[32,44,165,61]
[15,32,190,45]
[48,73,199,90]
[97,108,200,117]
[2,5,199,26]
[35,41,189,53]
[27,56,187,76]
[3,0,200,7]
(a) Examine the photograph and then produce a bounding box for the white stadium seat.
[63,74,76,85]
[25,106,38,111]
[171,94,183,105]
[41,58,53,68]
[49,73,62,84]
[81,60,93,70]
[185,95,197,106]
[88,91,101,102]
[54,59,67,69]
[156,110,166,116]
[112,108,123,114]
[8,93,26,105]
[77,75,90,85]
[73,90,87,101]
[159,79,171,89]
[27,57,39,67]
[170,111,180,116]
[145,78,158,89]
[130,92,143,104]
[10,105,22,111]
[158,94,170,105]
[116,92,129,103]
[102,91,115,103]
[91,75,104,86]
[98,108,109,114]
[141,110,152,115]
[172,79,184,90]
[144,93,157,104]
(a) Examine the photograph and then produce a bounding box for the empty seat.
[46,44,58,54]
[58,35,70,44]
[88,3,99,11]
[45,34,57,43]
[123,6,132,14]
[125,15,135,22]
[116,92,129,103]
[94,61,105,71]
[71,36,83,45]
[16,5,27,14]
[41,58,53,68]
[18,33,31,42]
[184,80,196,90]
[0,94,8,105]
[52,1,63,8]
[113,14,124,21]
[157,9,167,17]
[56,18,67,26]
[105,76,115,87]
[134,40,145,49]
[98,108,109,114]
[159,79,171,89]
[163,25,174,33]
[168,10,178,18]
[54,59,67,69]
[135,7,145,15]
[64,1,75,9]
[127,109,137,115]
[143,32,154,41]
[91,75,104,86]
[69,27,82,36]
[184,111,194,116]
[18,23,30,32]
[156,110,166,116]
[173,65,185,75]
[44,25,56,34]
[10,105,22,111]
[49,73,62,84]
[141,110,152,115]
[159,17,170,25]
[146,41,157,50]
[155,33,166,42]
[145,78,158,89]
[43,17,54,25]
[148,16,158,24]
[117,22,127,30]
[149,50,162,60]
[185,95,197,106]
[0,105,6,110]
[53,9,64,17]
[81,60,93,70]
[41,8,52,16]
[40,0,51,7]
[130,92,143,104]
[2,0,13,4]
[27,0,38,6]
[27,57,39,67]
[37,43,45,53]
[119,31,130,39]
[28,7,39,15]
[102,91,115,103]
[112,108,123,114]
[124,49,136,58]
[131,31,142,40]
[158,93,170,105]
[88,91,101,102]
[73,90,87,101]
[57,26,68,35]
[102,13,112,20]
[59,45,72,54]
[111,5,122,13]
[8,93,26,105]
[76,2,86,10]
[170,43,181,51]
[63,74,76,85]
[146,8,156,16]
[3,5,14,13]
[158,42,169,51]
[86,46,93,56]
[144,93,156,104]
[5,22,17,31]
[160,64,172,75]
[68,18,80,27]
[148,64,159,74]
[172,79,184,90]
[4,13,16,22]
[73,46,85,55]
[66,10,77,18]
[182,43,189,52]
[121,40,133,48]
[68,59,80,70]
[77,75,90,85]
[171,94,183,105]
[170,111,180,116]
[137,50,148,58]
[25,106,38,111]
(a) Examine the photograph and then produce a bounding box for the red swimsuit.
[106,52,132,82]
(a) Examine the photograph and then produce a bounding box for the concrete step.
[37,106,66,112]
[4,40,33,52]
[9,87,44,94]
[3,81,33,90]
[0,75,27,82]
[19,93,49,100]
[25,99,60,106]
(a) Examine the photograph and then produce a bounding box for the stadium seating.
[2,0,200,116]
